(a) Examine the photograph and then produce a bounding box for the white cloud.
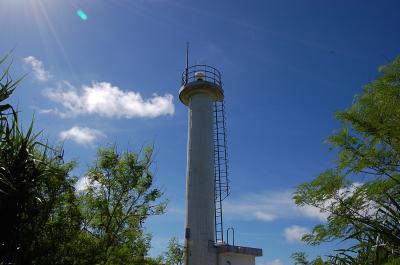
[284,225,309,243]
[43,81,174,118]
[23,56,52,81]
[38,108,54,114]
[167,205,185,216]
[254,211,276,222]
[300,204,329,220]
[75,175,100,192]
[224,184,374,226]
[261,259,284,265]
[75,175,90,192]
[268,260,284,265]
[59,126,103,145]
[224,190,328,223]
[301,182,373,219]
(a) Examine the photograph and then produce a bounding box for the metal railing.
[181,64,222,87]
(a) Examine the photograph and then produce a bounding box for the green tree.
[163,237,184,265]
[0,53,168,264]
[291,252,328,265]
[76,145,167,265]
[293,57,400,264]
[0,54,81,265]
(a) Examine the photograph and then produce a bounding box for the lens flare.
[77,10,88,21]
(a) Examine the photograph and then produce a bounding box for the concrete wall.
[218,253,255,265]
[185,92,217,265]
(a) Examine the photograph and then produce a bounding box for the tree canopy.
[162,237,184,265]
[76,145,166,264]
[0,53,168,265]
[293,57,400,264]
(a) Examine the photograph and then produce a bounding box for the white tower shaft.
[185,93,217,265]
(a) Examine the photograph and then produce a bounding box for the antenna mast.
[185,42,189,83]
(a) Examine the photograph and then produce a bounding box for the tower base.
[216,244,262,265]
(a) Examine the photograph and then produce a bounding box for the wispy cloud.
[283,225,309,243]
[23,56,52,81]
[258,259,284,265]
[224,190,328,223]
[166,205,185,216]
[43,81,174,118]
[59,126,103,145]
[254,211,276,222]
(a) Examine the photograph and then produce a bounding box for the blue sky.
[1,0,400,264]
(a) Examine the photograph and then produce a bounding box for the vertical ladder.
[213,100,230,244]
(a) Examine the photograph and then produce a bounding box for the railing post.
[226,227,235,246]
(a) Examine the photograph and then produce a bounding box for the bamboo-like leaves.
[0,53,81,264]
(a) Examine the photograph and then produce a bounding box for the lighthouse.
[180,60,262,265]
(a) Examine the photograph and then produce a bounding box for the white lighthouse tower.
[180,54,262,265]
[180,64,222,265]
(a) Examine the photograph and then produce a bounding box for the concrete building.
[179,64,262,265]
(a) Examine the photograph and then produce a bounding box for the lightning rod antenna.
[185,42,189,83]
